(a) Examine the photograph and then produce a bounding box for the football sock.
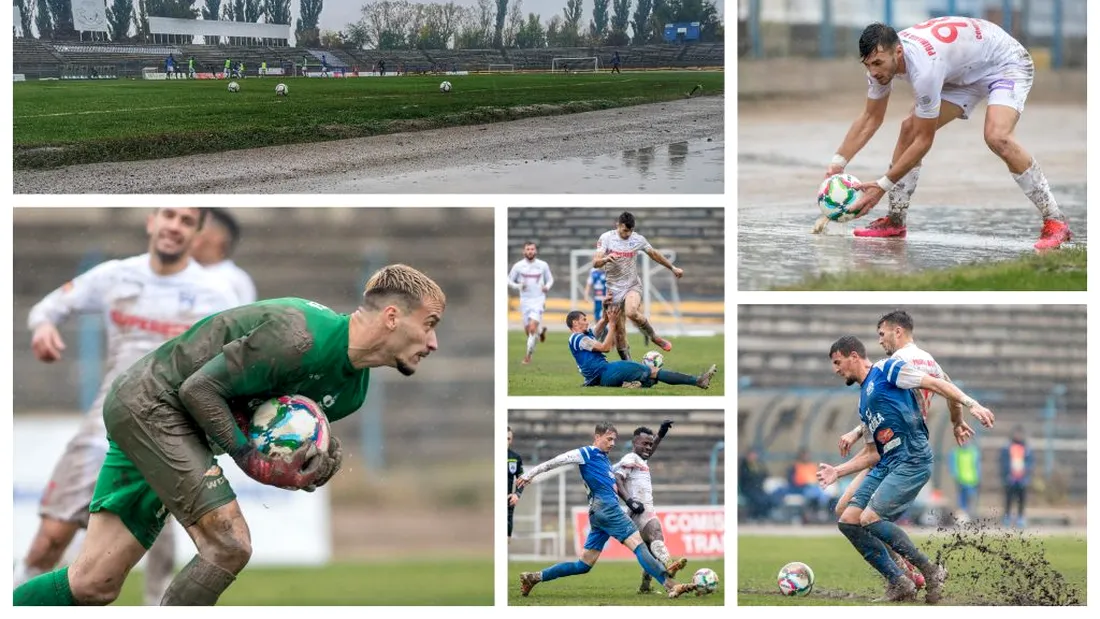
[14,561,46,587]
[159,555,236,606]
[526,334,537,356]
[657,369,696,386]
[1013,158,1064,221]
[13,566,75,606]
[838,522,905,582]
[865,521,935,574]
[650,540,672,566]
[635,318,659,342]
[540,559,591,582]
[886,164,921,223]
[144,530,176,606]
[617,346,631,361]
[640,571,653,588]
[633,545,667,585]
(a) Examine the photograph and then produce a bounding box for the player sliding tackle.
[567,304,717,389]
[825,18,1072,249]
[614,420,689,594]
[594,211,683,359]
[14,265,445,606]
[817,336,995,603]
[515,422,696,599]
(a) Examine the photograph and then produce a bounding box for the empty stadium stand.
[507,208,725,300]
[737,304,1087,503]
[12,208,493,465]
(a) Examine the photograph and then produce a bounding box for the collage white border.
[2,3,1097,616]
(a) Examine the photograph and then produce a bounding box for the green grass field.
[738,532,1086,606]
[13,71,724,169]
[509,560,726,605]
[508,331,725,396]
[114,558,492,605]
[782,247,1087,290]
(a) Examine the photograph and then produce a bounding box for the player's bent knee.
[69,566,124,605]
[859,510,882,527]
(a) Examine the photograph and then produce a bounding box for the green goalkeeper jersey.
[113,297,371,451]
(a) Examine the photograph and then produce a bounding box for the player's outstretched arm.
[650,419,674,456]
[817,443,880,488]
[592,249,610,269]
[28,260,118,362]
[940,371,974,445]
[644,247,683,278]
[918,374,995,428]
[515,448,584,488]
[829,95,890,176]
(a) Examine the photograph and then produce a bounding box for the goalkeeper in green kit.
[15,264,446,606]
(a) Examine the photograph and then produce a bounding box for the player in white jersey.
[507,241,554,364]
[593,212,683,361]
[191,208,257,304]
[614,420,688,594]
[17,208,239,606]
[832,310,978,593]
[825,18,1072,250]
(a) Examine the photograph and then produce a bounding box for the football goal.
[551,56,599,72]
[508,467,569,561]
[488,63,515,72]
[568,248,685,336]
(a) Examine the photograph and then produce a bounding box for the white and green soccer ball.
[777,561,815,596]
[246,395,330,458]
[817,173,862,222]
[227,81,240,93]
[642,350,664,369]
[693,568,719,594]
[275,82,288,97]
[439,80,452,93]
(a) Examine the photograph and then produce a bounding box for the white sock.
[886,164,921,223]
[14,561,45,587]
[526,334,536,356]
[1013,159,1064,221]
[650,540,672,566]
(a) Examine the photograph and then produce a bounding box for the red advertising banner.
[572,506,725,559]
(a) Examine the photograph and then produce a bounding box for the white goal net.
[551,56,599,72]
[488,63,515,72]
[568,248,685,336]
[509,467,568,561]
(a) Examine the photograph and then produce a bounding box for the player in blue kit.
[584,266,608,322]
[817,336,995,603]
[513,422,696,599]
[566,309,717,389]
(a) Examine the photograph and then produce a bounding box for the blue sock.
[838,522,905,582]
[656,369,696,386]
[865,521,934,572]
[540,559,591,583]
[633,544,667,585]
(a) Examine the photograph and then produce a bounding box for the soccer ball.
[642,350,664,369]
[777,561,815,596]
[439,80,452,93]
[227,81,240,93]
[817,173,863,222]
[246,395,330,458]
[275,83,288,97]
[692,568,719,594]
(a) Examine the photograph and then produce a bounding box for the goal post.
[508,467,568,562]
[551,56,599,72]
[488,63,515,72]
[568,249,685,336]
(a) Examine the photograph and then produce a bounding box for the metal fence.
[739,0,1086,67]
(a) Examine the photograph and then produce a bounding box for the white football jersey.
[614,452,654,509]
[28,254,239,419]
[862,341,945,445]
[508,258,553,302]
[202,258,257,304]
[867,17,1029,118]
[596,230,652,298]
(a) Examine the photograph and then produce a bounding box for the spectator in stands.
[190,208,257,305]
[1001,426,1034,528]
[738,448,774,522]
[787,448,829,523]
[611,50,621,74]
[949,439,982,521]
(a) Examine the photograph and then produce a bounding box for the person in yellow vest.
[260,61,267,77]
[949,441,982,521]
[788,448,829,523]
[1000,426,1033,528]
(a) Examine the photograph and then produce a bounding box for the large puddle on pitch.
[262,137,724,193]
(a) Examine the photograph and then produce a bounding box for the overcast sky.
[313,0,726,32]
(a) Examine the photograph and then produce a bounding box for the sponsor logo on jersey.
[109,310,192,337]
[876,428,895,444]
[178,290,196,312]
[508,461,518,474]
[322,394,337,409]
[865,381,875,396]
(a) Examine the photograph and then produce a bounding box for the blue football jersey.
[569,329,608,385]
[859,358,933,470]
[576,445,618,505]
[589,269,607,297]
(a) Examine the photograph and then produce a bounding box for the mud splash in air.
[932,522,1081,605]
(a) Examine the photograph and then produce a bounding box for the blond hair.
[362,264,446,312]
